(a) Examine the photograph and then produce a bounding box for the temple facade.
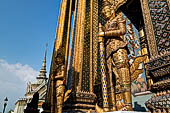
[14,49,48,113]
[43,0,170,113]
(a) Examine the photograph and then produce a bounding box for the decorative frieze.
[147,52,170,78]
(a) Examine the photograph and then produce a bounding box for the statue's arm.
[104,21,126,37]
[55,74,64,80]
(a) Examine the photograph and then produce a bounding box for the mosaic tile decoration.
[82,0,91,92]
[148,0,170,54]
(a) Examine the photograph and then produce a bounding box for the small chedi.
[42,0,170,113]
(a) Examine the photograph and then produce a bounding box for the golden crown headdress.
[103,0,127,11]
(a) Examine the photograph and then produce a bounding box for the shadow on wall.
[133,102,146,112]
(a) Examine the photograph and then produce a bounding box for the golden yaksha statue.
[97,0,147,112]
[98,0,132,111]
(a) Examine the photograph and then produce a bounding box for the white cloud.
[0,59,39,83]
[0,59,39,111]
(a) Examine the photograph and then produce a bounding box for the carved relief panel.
[141,0,170,57]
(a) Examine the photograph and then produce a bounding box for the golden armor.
[98,0,132,111]
[98,0,147,111]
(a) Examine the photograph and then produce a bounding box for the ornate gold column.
[90,0,93,93]
[71,0,85,91]
[67,0,79,90]
[139,28,153,89]
[44,0,74,112]
[140,0,158,57]
[63,0,96,112]
[55,0,73,112]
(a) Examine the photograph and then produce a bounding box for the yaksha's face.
[102,5,112,20]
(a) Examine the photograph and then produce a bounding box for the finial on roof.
[37,43,48,81]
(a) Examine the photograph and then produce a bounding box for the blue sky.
[0,0,61,112]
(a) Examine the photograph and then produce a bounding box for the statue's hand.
[98,31,105,37]
[98,23,104,37]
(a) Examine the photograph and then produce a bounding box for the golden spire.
[37,43,48,82]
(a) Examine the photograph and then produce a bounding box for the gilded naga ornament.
[97,0,147,112]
